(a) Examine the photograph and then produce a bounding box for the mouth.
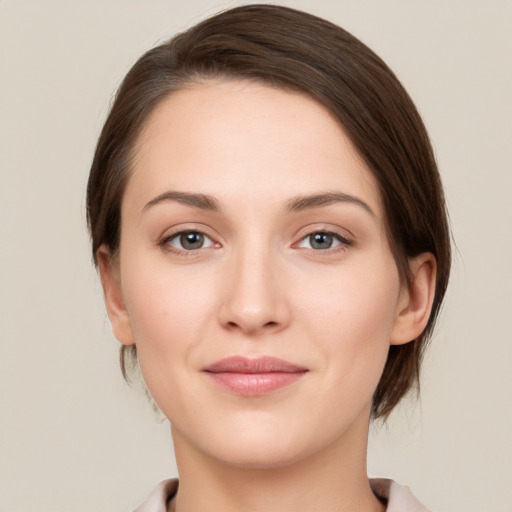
[202,356,308,396]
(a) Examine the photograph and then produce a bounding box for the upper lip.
[203,356,307,374]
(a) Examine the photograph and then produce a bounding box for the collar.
[134,477,430,512]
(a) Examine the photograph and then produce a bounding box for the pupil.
[311,232,333,249]
[180,232,204,250]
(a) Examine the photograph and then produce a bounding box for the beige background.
[1,0,511,510]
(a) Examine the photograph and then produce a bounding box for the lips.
[202,356,308,396]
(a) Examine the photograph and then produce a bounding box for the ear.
[390,252,437,346]
[97,245,135,346]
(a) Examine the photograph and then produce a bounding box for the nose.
[218,242,291,336]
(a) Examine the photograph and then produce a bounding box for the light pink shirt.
[134,478,431,511]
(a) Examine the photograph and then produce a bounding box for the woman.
[87,4,450,511]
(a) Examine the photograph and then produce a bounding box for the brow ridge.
[143,190,374,217]
[284,192,375,216]
[143,191,221,213]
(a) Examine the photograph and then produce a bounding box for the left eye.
[166,231,215,251]
[297,231,347,250]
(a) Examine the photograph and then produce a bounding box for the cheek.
[120,259,218,390]
[123,255,214,337]
[299,257,400,336]
[298,259,400,392]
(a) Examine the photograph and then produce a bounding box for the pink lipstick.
[202,356,307,396]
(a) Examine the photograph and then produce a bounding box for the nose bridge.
[219,232,289,334]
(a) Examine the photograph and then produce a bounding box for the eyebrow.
[143,191,221,213]
[284,192,375,217]
[142,190,374,217]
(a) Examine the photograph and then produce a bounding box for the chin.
[212,436,309,470]
[195,412,349,471]
[172,412,311,470]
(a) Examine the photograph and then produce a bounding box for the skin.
[98,80,436,512]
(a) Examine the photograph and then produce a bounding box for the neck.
[171,408,385,512]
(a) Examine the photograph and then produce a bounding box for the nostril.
[224,320,279,332]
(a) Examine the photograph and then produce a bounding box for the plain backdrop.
[1,1,511,511]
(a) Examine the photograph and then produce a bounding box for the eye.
[164,230,215,251]
[296,231,351,251]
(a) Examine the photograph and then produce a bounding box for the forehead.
[125,79,383,217]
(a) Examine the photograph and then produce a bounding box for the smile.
[202,356,308,396]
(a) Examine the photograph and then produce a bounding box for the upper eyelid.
[293,225,354,242]
[162,229,215,244]
[302,228,351,239]
[159,224,216,240]
[295,231,352,247]
[163,228,211,239]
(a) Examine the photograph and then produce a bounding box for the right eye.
[163,230,216,251]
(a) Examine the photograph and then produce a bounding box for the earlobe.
[390,253,437,346]
[97,245,135,346]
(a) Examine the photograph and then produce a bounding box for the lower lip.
[205,371,306,396]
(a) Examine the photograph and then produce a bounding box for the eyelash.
[159,230,218,255]
[293,230,353,253]
[159,229,353,255]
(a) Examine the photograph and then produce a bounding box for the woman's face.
[109,80,409,468]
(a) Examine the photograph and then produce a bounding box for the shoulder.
[370,478,431,512]
[132,479,178,512]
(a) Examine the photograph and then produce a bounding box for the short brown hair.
[87,4,451,419]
